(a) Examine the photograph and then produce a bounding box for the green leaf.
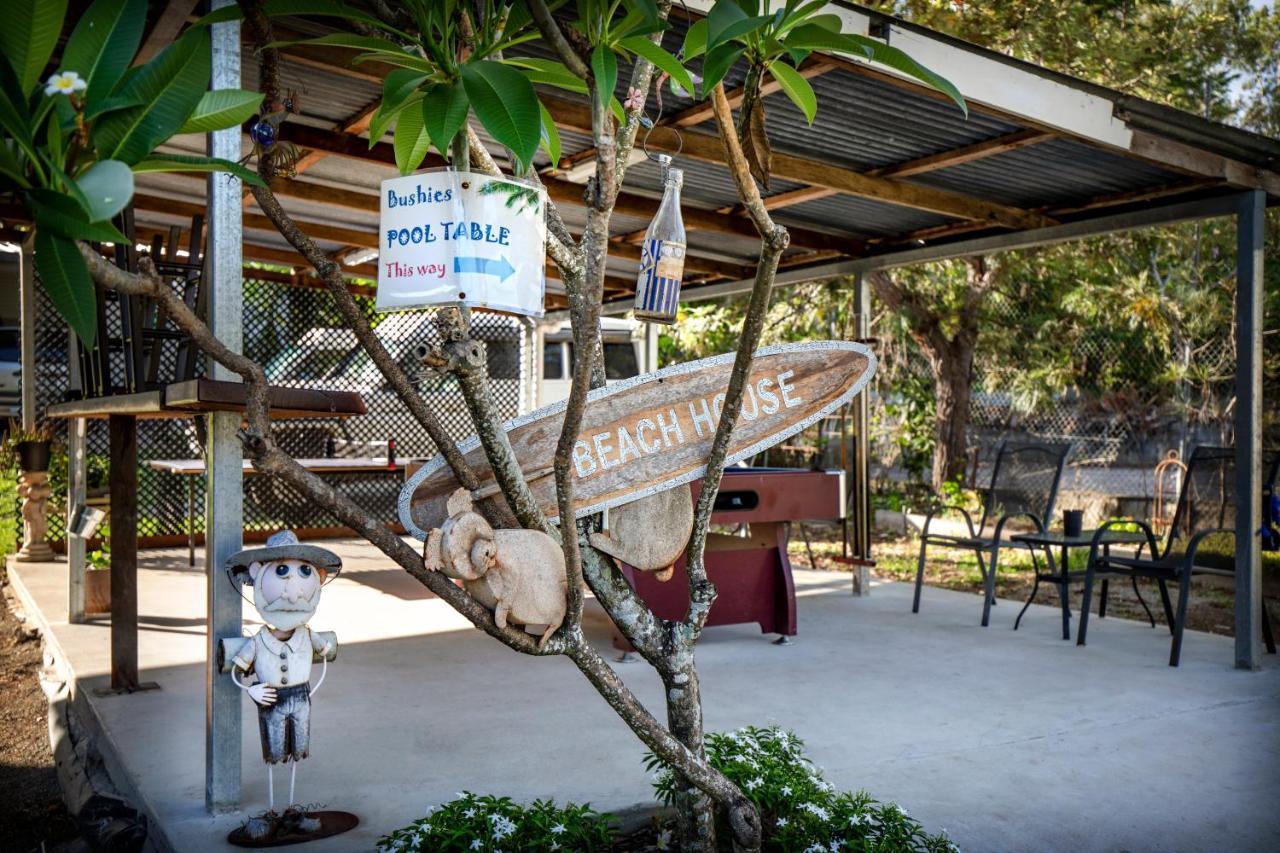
[177,89,264,134]
[707,2,770,52]
[591,45,618,119]
[34,229,97,346]
[619,37,695,105]
[538,100,561,165]
[768,60,816,124]
[700,44,745,97]
[131,153,266,187]
[0,0,67,95]
[27,189,127,242]
[504,57,589,95]
[461,60,541,172]
[62,0,147,109]
[265,32,409,55]
[683,18,708,60]
[262,0,399,36]
[784,27,965,115]
[368,92,423,147]
[349,51,435,74]
[92,28,212,165]
[682,18,709,60]
[189,5,243,27]
[706,0,748,53]
[76,159,134,222]
[392,103,430,175]
[422,82,469,159]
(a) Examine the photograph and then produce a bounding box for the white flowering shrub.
[645,726,959,852]
[376,792,615,852]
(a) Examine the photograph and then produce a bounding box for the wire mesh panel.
[30,276,528,544]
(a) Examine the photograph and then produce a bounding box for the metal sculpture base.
[228,808,358,847]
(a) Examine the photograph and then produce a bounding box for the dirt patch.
[788,525,1278,639]
[0,574,79,852]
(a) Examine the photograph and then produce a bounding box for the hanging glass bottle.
[633,155,686,324]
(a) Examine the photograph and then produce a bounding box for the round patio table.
[1009,528,1152,641]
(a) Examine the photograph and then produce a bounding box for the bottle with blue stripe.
[633,156,685,324]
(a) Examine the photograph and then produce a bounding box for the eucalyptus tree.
[4,1,961,848]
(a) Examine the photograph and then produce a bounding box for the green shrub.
[646,726,958,852]
[0,462,17,561]
[376,792,615,852]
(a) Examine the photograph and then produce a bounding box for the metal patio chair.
[912,441,1070,626]
[1078,446,1279,666]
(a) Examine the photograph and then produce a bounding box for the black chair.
[1078,446,1279,666]
[913,441,1070,626]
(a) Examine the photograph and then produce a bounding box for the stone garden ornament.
[223,531,357,846]
[424,488,568,648]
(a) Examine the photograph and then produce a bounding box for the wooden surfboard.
[398,340,876,539]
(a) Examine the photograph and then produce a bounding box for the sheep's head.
[470,538,497,572]
[439,510,495,581]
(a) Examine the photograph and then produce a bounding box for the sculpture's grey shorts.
[257,683,311,763]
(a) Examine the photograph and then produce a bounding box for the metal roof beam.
[611,192,1250,311]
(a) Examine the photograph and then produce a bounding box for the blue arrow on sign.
[454,255,516,282]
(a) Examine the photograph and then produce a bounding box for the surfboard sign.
[398,340,876,539]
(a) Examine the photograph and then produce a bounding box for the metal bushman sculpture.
[223,530,358,846]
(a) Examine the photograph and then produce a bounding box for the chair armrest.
[1179,527,1235,574]
[1085,518,1161,569]
[921,504,978,539]
[992,512,1045,542]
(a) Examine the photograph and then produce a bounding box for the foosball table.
[611,467,846,650]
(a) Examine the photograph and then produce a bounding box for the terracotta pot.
[15,440,51,473]
[85,569,111,615]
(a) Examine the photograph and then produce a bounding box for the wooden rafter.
[135,0,200,65]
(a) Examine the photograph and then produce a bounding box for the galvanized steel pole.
[206,0,245,812]
[1234,189,1265,671]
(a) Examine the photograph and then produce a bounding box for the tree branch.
[681,84,789,639]
[240,0,494,513]
[78,244,560,655]
[528,0,591,79]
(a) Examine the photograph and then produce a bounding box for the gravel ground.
[0,575,79,853]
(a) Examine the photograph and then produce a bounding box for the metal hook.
[641,123,684,164]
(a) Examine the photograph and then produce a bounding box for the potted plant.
[6,420,53,473]
[85,532,111,616]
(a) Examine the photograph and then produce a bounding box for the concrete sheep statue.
[589,484,694,582]
[424,488,567,648]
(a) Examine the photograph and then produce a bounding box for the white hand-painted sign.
[375,170,547,317]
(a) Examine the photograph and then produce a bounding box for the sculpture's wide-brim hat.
[225,530,342,584]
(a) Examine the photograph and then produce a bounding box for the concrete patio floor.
[9,540,1280,853]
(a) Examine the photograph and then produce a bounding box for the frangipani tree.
[0,0,264,344]
[4,2,962,849]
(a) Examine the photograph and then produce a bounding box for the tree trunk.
[664,662,716,850]
[929,344,975,493]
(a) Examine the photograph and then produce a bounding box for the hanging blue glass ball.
[250,120,276,148]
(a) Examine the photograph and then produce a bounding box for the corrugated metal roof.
[47,4,1271,304]
[910,139,1184,209]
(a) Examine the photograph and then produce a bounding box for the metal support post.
[18,236,36,430]
[850,274,872,596]
[67,416,87,623]
[1234,190,1265,671]
[206,0,245,813]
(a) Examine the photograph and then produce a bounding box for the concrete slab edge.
[6,557,181,853]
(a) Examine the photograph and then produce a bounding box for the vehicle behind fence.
[24,276,528,546]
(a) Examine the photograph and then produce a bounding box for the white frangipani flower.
[550,824,566,835]
[44,71,87,97]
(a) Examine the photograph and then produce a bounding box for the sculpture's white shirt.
[232,625,328,688]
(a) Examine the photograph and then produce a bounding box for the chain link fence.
[31,276,527,545]
[867,288,1246,525]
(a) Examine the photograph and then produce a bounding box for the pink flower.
[624,87,646,111]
